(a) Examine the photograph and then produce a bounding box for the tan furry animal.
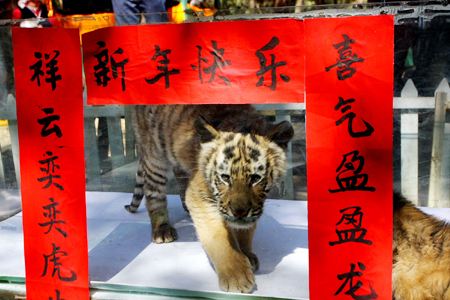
[126,105,294,293]
[393,193,450,300]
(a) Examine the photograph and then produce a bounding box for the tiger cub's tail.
[125,161,145,213]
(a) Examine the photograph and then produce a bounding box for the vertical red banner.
[306,16,394,300]
[12,28,89,299]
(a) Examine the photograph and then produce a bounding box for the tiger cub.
[393,193,450,300]
[127,104,294,293]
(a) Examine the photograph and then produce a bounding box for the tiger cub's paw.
[152,224,178,244]
[217,253,256,293]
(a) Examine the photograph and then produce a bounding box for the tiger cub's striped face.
[196,117,292,229]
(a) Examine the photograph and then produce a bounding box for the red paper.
[10,17,393,300]
[12,28,89,300]
[305,16,394,300]
[82,19,304,105]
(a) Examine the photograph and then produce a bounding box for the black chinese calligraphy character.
[111,47,129,91]
[39,198,67,238]
[191,41,231,86]
[49,290,65,300]
[30,52,44,87]
[335,97,374,138]
[94,41,130,90]
[191,46,207,84]
[335,262,378,300]
[325,34,364,80]
[38,108,63,138]
[145,45,180,89]
[38,151,64,191]
[44,51,62,91]
[42,243,77,282]
[93,41,111,87]
[30,51,62,90]
[255,36,290,91]
[329,206,372,246]
[329,150,375,193]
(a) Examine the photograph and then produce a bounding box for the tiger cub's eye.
[221,174,231,184]
[250,174,261,184]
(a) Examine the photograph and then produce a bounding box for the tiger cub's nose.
[232,208,249,217]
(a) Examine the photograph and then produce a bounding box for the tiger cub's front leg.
[216,227,257,293]
[195,214,256,293]
[186,183,256,293]
[233,224,259,272]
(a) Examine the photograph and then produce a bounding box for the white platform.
[2,191,450,299]
[0,192,309,299]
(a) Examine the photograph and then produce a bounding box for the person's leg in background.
[111,0,142,25]
[142,0,168,23]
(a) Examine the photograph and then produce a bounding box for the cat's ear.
[194,115,219,143]
[267,121,294,150]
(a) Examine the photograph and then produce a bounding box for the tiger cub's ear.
[194,115,220,143]
[267,121,294,150]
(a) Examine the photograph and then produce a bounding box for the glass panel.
[0,3,450,299]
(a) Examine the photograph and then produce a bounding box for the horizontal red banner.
[82,19,304,105]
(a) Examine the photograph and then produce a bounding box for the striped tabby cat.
[126,104,293,293]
